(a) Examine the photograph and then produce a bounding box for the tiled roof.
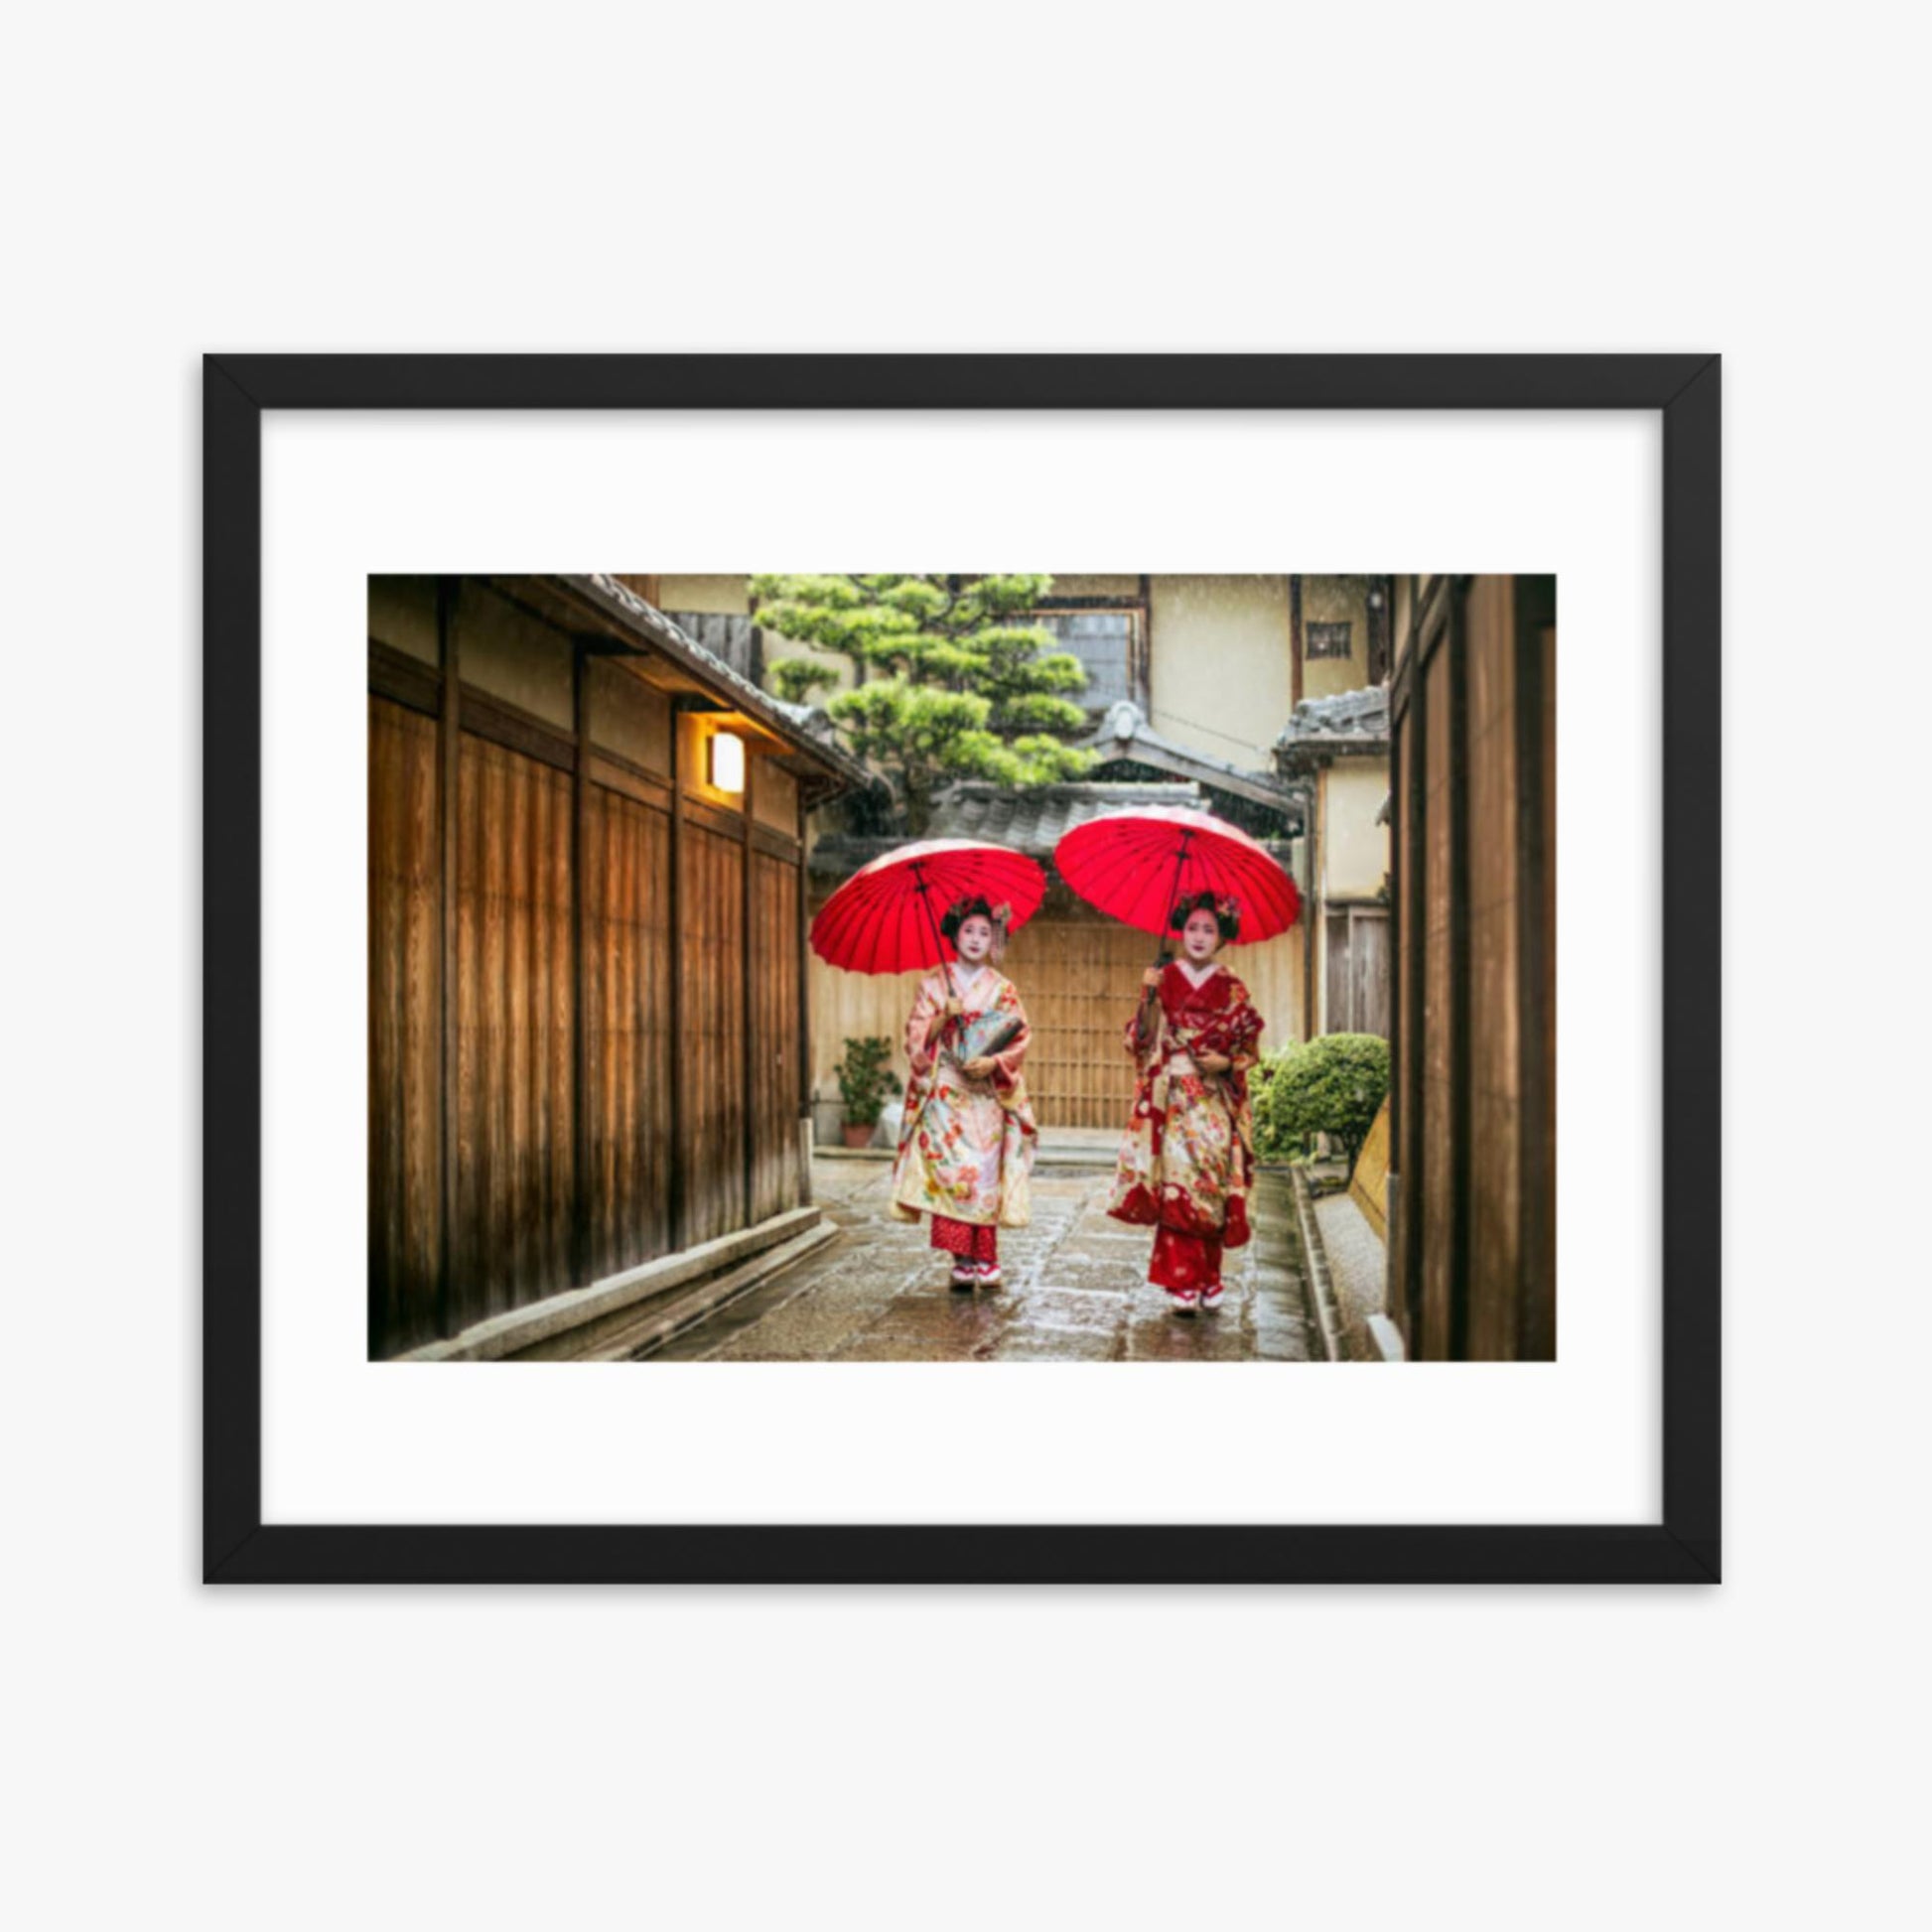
[1277,684,1390,742]
[1273,684,1391,766]
[561,574,878,793]
[1076,701,1304,808]
[809,780,1250,876]
[937,779,1207,850]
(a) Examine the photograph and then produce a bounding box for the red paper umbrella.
[810,839,1047,977]
[1053,804,1300,950]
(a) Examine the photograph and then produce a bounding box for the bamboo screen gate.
[1388,576,1556,1362]
[999,915,1150,1130]
[367,584,813,1359]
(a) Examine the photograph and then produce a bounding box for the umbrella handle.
[1128,834,1189,1035]
[1154,828,1193,966]
[1135,828,1192,1048]
[911,867,961,1052]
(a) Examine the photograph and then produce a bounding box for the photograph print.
[367,571,1555,1365]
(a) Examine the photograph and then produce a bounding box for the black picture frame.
[205,353,1720,1585]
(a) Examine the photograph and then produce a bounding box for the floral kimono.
[1107,960,1264,1294]
[891,965,1037,1265]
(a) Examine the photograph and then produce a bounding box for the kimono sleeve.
[904,974,948,1077]
[1225,977,1264,1069]
[988,982,1032,1092]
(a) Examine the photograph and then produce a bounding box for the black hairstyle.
[1169,889,1241,943]
[940,895,997,943]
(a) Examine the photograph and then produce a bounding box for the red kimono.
[1106,961,1264,1294]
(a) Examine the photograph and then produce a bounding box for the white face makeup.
[954,914,995,964]
[1180,908,1222,961]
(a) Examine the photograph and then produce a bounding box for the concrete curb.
[1364,1313,1408,1363]
[398,1206,827,1362]
[1289,1167,1347,1363]
[621,1221,841,1360]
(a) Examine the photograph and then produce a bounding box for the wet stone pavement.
[645,1156,1312,1362]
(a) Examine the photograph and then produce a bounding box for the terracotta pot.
[841,1121,877,1150]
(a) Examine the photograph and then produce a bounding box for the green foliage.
[767,656,841,704]
[757,573,1094,830]
[1251,1034,1391,1165]
[836,1035,902,1128]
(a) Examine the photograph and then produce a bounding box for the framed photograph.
[205,353,1719,1583]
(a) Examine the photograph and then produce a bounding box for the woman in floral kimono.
[890,897,1037,1290]
[1107,891,1265,1314]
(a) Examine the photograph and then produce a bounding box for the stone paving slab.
[644,1158,1313,1363]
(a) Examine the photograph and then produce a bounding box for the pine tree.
[756,573,1093,833]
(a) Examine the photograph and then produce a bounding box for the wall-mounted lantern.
[708,729,747,794]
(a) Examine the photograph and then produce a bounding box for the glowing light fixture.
[708,729,747,794]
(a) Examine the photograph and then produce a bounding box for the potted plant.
[837,1035,902,1149]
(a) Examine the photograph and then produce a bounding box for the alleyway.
[645,1155,1312,1362]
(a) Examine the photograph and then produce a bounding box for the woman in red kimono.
[1107,891,1264,1314]
[890,897,1037,1291]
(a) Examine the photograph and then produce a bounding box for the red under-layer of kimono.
[929,1216,998,1264]
[1149,1226,1224,1292]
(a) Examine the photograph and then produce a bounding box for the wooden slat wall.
[1419,637,1458,1359]
[453,734,577,1325]
[812,954,928,1102]
[679,824,748,1245]
[1324,905,1391,1038]
[1391,695,1422,1341]
[1387,576,1556,1361]
[368,698,442,1354]
[585,785,674,1279]
[753,851,805,1220]
[1531,619,1557,1356]
[1353,912,1390,1037]
[1326,911,1350,1035]
[367,583,821,1358]
[1465,577,1523,1359]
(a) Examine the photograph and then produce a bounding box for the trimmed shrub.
[1252,1033,1391,1164]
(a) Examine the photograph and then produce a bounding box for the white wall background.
[4,5,1923,1929]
